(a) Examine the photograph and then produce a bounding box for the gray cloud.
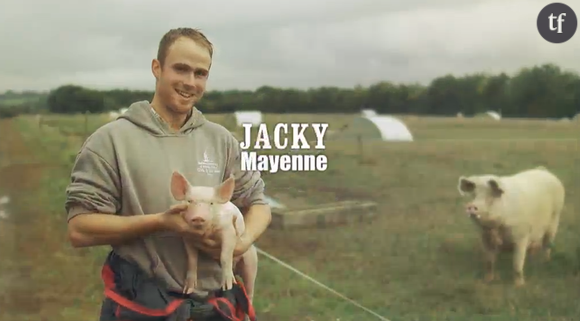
[0,0,578,92]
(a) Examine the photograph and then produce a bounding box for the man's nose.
[183,73,199,89]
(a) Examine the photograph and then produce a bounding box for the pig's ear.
[215,174,235,204]
[488,179,504,197]
[170,171,190,201]
[458,176,475,196]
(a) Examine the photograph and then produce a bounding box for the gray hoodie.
[64,100,266,299]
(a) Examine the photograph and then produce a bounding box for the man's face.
[152,37,211,115]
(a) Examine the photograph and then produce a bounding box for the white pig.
[457,166,565,287]
[170,171,258,302]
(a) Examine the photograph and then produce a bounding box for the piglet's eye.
[210,202,214,205]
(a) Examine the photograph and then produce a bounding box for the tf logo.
[537,3,577,43]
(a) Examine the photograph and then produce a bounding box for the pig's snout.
[466,204,478,212]
[465,204,480,218]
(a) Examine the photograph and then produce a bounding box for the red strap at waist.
[102,263,185,317]
[207,277,256,321]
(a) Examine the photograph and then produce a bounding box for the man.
[65,28,271,321]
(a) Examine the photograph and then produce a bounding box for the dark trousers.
[98,251,244,321]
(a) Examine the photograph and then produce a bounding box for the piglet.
[170,171,258,302]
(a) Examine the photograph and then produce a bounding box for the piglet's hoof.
[221,271,237,291]
[183,271,197,294]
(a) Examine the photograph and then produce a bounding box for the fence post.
[357,135,363,163]
[84,111,89,141]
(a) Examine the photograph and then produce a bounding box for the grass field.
[0,112,579,321]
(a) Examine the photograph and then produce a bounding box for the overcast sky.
[1,0,578,92]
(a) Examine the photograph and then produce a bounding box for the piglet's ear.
[214,174,235,204]
[170,171,190,201]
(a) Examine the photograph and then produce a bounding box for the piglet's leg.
[235,244,258,303]
[220,225,238,291]
[183,238,199,294]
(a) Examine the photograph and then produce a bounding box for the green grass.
[1,113,579,321]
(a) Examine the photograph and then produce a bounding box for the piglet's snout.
[191,217,205,224]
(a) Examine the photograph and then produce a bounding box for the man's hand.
[233,233,253,257]
[159,203,207,238]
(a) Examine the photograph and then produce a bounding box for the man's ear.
[152,58,161,80]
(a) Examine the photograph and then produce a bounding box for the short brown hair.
[157,28,213,66]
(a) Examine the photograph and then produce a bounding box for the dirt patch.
[0,119,59,320]
[0,119,45,182]
[0,118,105,320]
[0,163,48,191]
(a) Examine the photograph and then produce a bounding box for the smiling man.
[64,28,271,321]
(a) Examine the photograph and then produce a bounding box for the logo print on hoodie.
[197,149,220,175]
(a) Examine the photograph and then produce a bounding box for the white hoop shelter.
[264,195,286,209]
[485,111,501,120]
[107,107,129,121]
[234,111,262,126]
[0,195,9,220]
[108,111,120,120]
[361,109,377,117]
[341,116,414,142]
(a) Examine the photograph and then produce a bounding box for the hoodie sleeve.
[65,132,121,222]
[224,132,267,209]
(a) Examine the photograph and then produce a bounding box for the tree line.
[1,63,579,119]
